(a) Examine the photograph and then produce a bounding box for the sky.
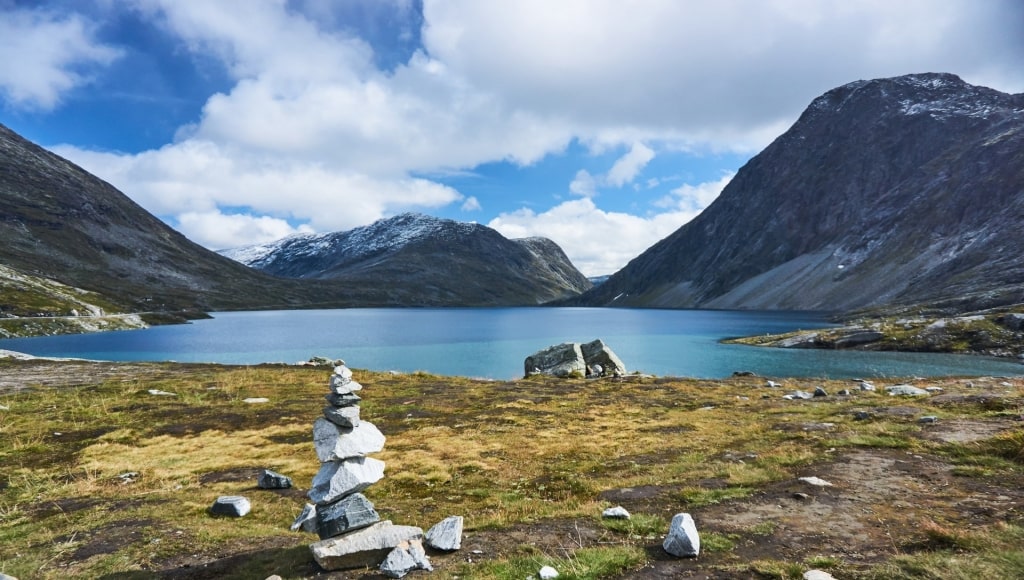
[1,1,1022,277]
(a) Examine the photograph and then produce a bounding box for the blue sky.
[1,1,1022,276]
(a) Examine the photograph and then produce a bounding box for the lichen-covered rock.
[581,339,627,376]
[524,342,586,377]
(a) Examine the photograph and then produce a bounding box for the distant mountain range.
[572,73,1024,314]
[220,213,591,305]
[0,124,589,318]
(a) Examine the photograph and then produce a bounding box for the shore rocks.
[524,339,626,378]
[302,363,430,577]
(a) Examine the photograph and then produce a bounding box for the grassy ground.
[0,360,1022,579]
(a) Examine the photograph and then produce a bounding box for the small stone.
[804,570,837,580]
[663,513,700,557]
[210,495,251,517]
[291,503,318,533]
[147,389,176,396]
[798,476,833,487]
[813,387,828,397]
[258,469,293,489]
[853,411,872,421]
[539,565,560,579]
[766,380,782,388]
[788,390,814,400]
[925,387,944,392]
[425,515,464,551]
[380,539,433,578]
[316,493,380,539]
[858,381,876,391]
[919,416,939,424]
[602,506,631,519]
[323,405,360,428]
[793,492,811,500]
[837,389,851,396]
[325,392,362,407]
[243,397,270,404]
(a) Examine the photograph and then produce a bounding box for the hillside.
[221,213,592,305]
[573,73,1024,313]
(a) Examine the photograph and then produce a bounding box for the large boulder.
[310,521,423,571]
[524,343,586,377]
[580,339,626,376]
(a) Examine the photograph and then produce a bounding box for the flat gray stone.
[804,570,837,580]
[325,392,362,407]
[309,457,386,505]
[425,515,464,551]
[313,418,386,462]
[316,493,380,539]
[330,379,363,395]
[380,539,433,578]
[258,469,293,489]
[210,495,250,517]
[799,476,833,487]
[887,384,929,396]
[602,506,631,519]
[310,520,423,571]
[291,503,318,533]
[663,513,700,557]
[788,390,814,400]
[323,405,361,428]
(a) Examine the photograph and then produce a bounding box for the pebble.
[539,565,560,579]
[798,476,833,487]
[147,389,176,396]
[602,506,631,519]
[243,397,270,404]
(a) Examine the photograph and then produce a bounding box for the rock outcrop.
[524,339,627,378]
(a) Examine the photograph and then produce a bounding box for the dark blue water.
[2,308,1022,379]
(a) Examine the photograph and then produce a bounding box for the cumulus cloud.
[606,142,655,187]
[569,170,598,197]
[176,211,315,251]
[0,8,121,110]
[461,196,481,211]
[489,174,733,276]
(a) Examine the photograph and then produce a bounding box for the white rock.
[886,384,929,396]
[147,389,176,396]
[313,418,386,462]
[663,513,700,557]
[0,404,9,411]
[380,539,433,578]
[308,457,386,505]
[925,387,944,392]
[291,503,318,533]
[858,381,876,391]
[766,380,782,388]
[804,570,837,580]
[310,520,423,571]
[799,476,834,487]
[243,397,270,404]
[602,506,631,519]
[425,515,464,551]
[539,565,560,579]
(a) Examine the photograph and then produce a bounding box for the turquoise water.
[2,308,1022,379]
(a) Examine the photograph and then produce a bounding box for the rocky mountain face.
[222,213,592,305]
[574,73,1024,313]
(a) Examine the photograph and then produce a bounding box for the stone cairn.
[293,363,432,577]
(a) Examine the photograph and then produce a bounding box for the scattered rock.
[602,506,631,519]
[858,381,876,391]
[925,387,944,393]
[147,389,175,396]
[837,389,851,396]
[210,495,251,517]
[243,397,270,404]
[853,411,873,421]
[524,342,586,378]
[304,356,345,367]
[291,503,318,533]
[580,339,627,376]
[887,384,929,396]
[380,539,432,578]
[539,565,560,579]
[310,521,424,571]
[663,513,700,558]
[798,476,833,487]
[425,515,464,551]
[766,380,782,388]
[813,386,828,397]
[787,390,814,400]
[257,469,292,489]
[793,492,811,500]
[316,493,381,539]
[732,371,755,377]
[804,570,837,580]
[918,416,939,424]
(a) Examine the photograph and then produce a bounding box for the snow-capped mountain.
[222,213,592,306]
[574,73,1024,313]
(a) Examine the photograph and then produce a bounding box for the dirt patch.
[60,518,158,561]
[917,418,1020,443]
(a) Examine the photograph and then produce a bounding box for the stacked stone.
[302,363,431,577]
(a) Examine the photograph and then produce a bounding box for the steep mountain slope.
[0,123,397,314]
[222,213,592,305]
[575,73,1024,313]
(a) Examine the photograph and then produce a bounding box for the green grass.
[462,545,645,580]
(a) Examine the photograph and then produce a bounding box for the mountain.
[574,73,1024,313]
[221,213,592,305]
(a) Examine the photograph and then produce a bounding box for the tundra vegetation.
[0,359,1022,579]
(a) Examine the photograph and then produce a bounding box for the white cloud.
[606,142,655,187]
[176,211,315,251]
[569,170,597,198]
[489,174,733,276]
[461,196,481,211]
[0,8,121,110]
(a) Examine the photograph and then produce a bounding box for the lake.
[2,308,1022,379]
